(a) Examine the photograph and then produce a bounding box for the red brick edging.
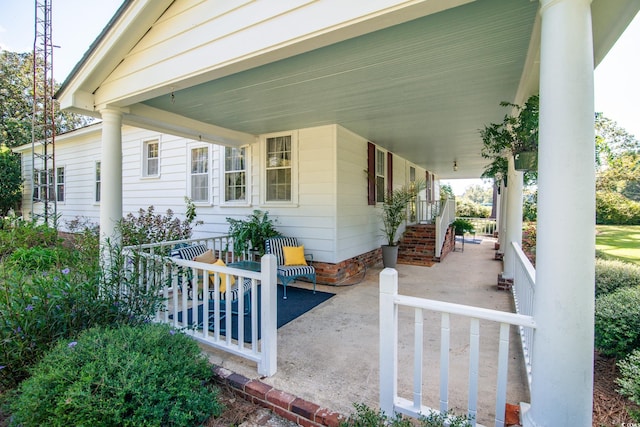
[212,366,348,427]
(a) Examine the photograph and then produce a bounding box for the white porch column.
[524,0,595,425]
[99,108,124,247]
[497,179,507,253]
[502,156,523,278]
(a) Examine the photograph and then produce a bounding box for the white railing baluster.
[494,323,510,427]
[413,308,424,411]
[439,312,450,414]
[468,319,480,426]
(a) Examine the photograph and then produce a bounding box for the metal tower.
[31,0,56,224]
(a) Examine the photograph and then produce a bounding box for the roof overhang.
[55,0,640,178]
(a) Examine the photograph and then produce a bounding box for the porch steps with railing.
[398,224,454,265]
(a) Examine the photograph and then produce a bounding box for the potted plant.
[451,218,475,236]
[480,94,539,175]
[380,180,425,268]
[226,210,280,257]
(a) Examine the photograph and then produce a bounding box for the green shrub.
[0,219,59,259]
[596,191,640,225]
[617,349,640,422]
[595,258,640,297]
[594,286,640,358]
[6,246,61,271]
[455,198,490,218]
[340,403,472,427]
[118,199,202,248]
[8,323,222,426]
[0,245,166,390]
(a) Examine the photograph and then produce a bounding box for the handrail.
[510,241,536,391]
[435,198,456,258]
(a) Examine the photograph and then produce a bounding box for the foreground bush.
[339,403,472,427]
[9,323,222,426]
[595,258,640,297]
[595,286,640,359]
[0,246,166,390]
[617,349,640,422]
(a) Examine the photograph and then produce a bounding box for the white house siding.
[335,126,376,262]
[19,126,103,227]
[96,0,463,108]
[18,123,433,266]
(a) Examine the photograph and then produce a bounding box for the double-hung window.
[190,146,209,203]
[143,139,159,177]
[33,169,54,201]
[265,135,292,202]
[375,148,386,203]
[224,147,247,203]
[56,167,65,202]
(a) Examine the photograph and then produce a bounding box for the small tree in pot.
[226,210,280,257]
[381,180,425,268]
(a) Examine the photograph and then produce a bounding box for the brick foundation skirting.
[313,248,381,285]
[212,366,347,427]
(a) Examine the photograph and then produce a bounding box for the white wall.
[19,122,433,265]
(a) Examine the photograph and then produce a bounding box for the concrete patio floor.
[201,237,530,425]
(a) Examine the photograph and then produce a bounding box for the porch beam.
[523,0,595,425]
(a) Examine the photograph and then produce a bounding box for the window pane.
[95,162,101,202]
[191,147,208,174]
[225,171,246,201]
[376,150,385,175]
[266,168,291,201]
[191,174,208,202]
[376,176,385,202]
[266,136,291,167]
[144,141,159,176]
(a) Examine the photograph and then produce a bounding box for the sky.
[1,1,639,195]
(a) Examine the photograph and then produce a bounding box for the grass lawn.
[595,225,640,265]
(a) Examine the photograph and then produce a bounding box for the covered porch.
[55,1,640,425]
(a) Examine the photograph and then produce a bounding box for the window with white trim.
[189,146,209,203]
[33,169,54,201]
[375,148,385,203]
[95,162,101,203]
[56,167,65,202]
[224,146,247,203]
[265,135,292,202]
[142,139,159,177]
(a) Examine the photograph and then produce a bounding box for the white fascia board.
[56,0,173,114]
[124,104,256,147]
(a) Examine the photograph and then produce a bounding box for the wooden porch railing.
[123,237,278,376]
[379,268,536,427]
[435,198,456,258]
[510,242,536,390]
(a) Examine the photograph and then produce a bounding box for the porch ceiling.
[142,0,539,179]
